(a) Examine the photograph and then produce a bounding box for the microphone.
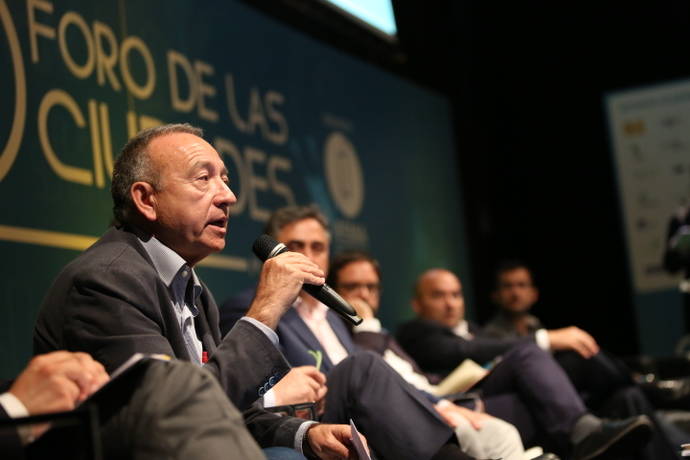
[252,235,363,326]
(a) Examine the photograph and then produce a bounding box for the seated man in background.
[487,260,690,454]
[33,124,358,459]
[484,260,633,407]
[397,269,679,460]
[483,260,601,360]
[484,260,568,340]
[1,350,268,460]
[326,250,530,460]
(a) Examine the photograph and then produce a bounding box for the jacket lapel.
[281,308,336,370]
[196,284,220,354]
[326,310,356,354]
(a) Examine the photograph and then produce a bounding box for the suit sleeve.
[218,288,256,337]
[242,403,307,449]
[352,330,390,355]
[206,320,291,410]
[397,320,531,374]
[59,265,183,374]
[481,320,510,339]
[459,336,531,364]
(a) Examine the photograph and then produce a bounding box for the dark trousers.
[322,351,455,460]
[477,343,587,451]
[595,382,680,460]
[555,350,632,408]
[557,350,680,460]
[480,345,679,459]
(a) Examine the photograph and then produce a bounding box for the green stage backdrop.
[0,0,470,377]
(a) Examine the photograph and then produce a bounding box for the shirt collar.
[139,236,202,299]
[293,296,328,321]
[452,319,473,340]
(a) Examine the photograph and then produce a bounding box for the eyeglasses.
[337,282,381,294]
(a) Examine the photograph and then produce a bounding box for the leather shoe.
[571,415,653,460]
[530,454,560,460]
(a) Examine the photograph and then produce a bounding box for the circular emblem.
[0,0,27,181]
[324,132,364,218]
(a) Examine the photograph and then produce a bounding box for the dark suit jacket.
[277,308,460,460]
[396,317,532,376]
[482,311,543,340]
[352,328,445,384]
[219,286,256,337]
[277,307,357,374]
[33,226,303,447]
[221,292,359,374]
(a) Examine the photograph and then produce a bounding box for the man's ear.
[411,298,421,315]
[131,182,157,222]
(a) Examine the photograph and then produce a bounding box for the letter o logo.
[0,0,27,181]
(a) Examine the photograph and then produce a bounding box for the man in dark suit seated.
[1,350,269,460]
[33,123,360,459]
[397,269,682,459]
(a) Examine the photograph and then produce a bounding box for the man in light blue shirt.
[34,123,360,459]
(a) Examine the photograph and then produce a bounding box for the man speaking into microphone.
[32,123,361,459]
[252,234,362,326]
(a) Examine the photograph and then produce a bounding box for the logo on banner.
[324,131,364,218]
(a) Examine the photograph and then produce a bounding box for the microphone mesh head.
[252,234,280,261]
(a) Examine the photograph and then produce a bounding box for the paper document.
[79,352,171,407]
[432,359,488,396]
[349,419,371,460]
